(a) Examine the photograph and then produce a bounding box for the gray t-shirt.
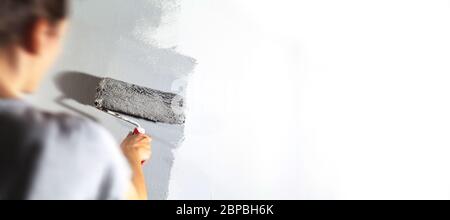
[0,99,130,200]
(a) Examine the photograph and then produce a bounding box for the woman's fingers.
[139,148,152,161]
[134,136,152,150]
[133,133,152,141]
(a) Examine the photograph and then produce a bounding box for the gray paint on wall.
[28,0,196,199]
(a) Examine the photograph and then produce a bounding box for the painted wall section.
[28,0,196,200]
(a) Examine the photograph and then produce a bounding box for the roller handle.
[133,127,147,165]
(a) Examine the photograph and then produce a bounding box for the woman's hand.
[121,132,152,200]
[120,132,152,166]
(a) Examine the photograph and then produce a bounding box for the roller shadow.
[54,71,102,106]
[53,71,102,121]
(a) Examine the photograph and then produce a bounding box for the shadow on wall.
[55,71,101,106]
[54,71,102,122]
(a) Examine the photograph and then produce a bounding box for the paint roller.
[94,77,185,135]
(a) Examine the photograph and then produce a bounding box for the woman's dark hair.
[0,0,68,48]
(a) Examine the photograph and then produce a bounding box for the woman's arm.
[120,133,152,200]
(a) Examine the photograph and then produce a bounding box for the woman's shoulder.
[0,100,118,156]
[37,110,119,156]
[0,99,131,199]
[0,100,96,134]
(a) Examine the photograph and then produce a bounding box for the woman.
[0,0,152,199]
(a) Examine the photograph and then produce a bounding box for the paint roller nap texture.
[94,78,185,124]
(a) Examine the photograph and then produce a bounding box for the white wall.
[169,0,450,199]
